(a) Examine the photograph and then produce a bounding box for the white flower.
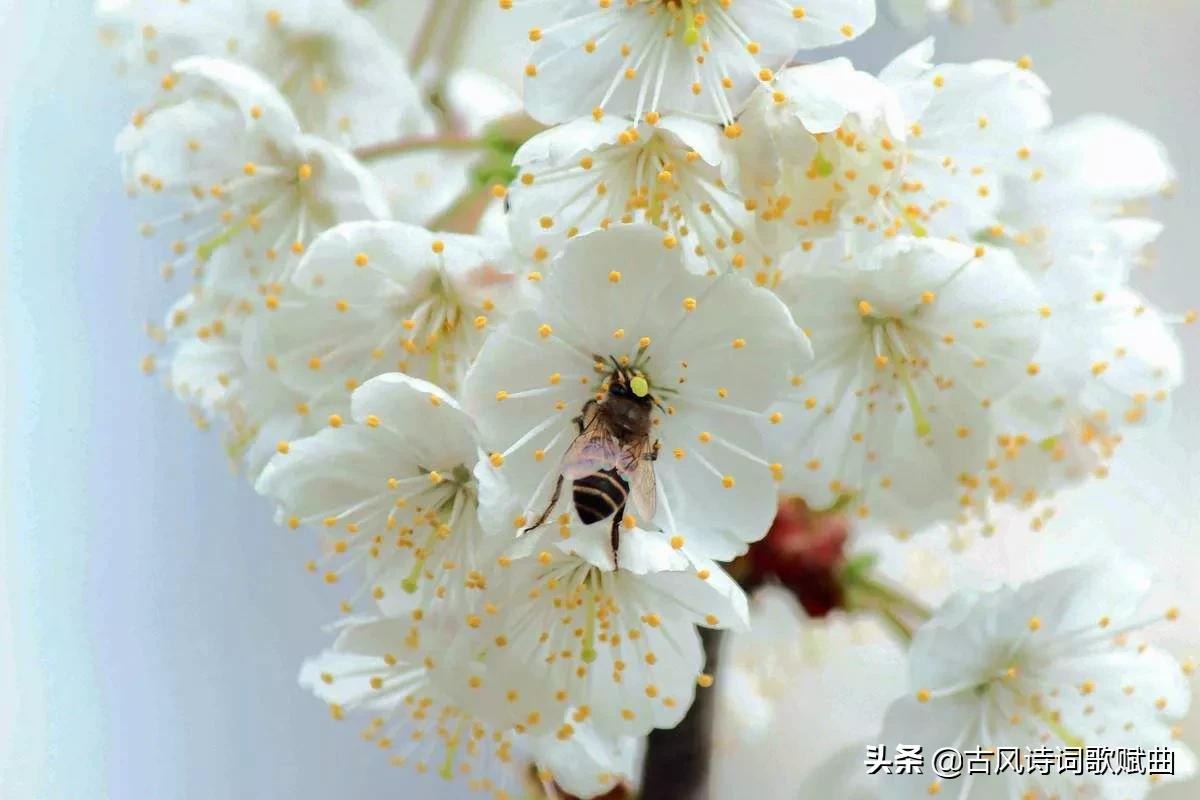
[230,347,355,479]
[861,502,1133,610]
[298,613,522,792]
[960,116,1184,513]
[507,114,769,274]
[252,220,528,399]
[738,41,1050,250]
[509,0,876,125]
[733,57,907,246]
[879,561,1195,799]
[463,224,811,561]
[968,289,1184,520]
[146,282,347,478]
[997,115,1175,286]
[97,0,433,147]
[876,40,1051,235]
[709,587,906,800]
[118,56,389,294]
[447,533,747,743]
[256,373,495,614]
[770,236,1043,534]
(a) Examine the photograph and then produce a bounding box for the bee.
[524,359,662,565]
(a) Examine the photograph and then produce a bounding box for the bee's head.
[608,378,632,398]
[607,368,652,402]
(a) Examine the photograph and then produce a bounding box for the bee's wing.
[620,442,657,524]
[560,420,623,480]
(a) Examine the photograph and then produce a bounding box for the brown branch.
[639,627,724,800]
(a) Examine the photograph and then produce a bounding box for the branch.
[639,627,723,800]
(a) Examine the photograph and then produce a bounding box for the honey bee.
[524,359,662,564]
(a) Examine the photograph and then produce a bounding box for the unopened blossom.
[252,220,526,399]
[741,497,851,617]
[888,0,1061,27]
[118,56,389,294]
[449,531,747,743]
[299,613,521,792]
[98,0,433,148]
[463,224,811,560]
[770,236,1043,534]
[524,711,640,798]
[256,374,494,614]
[153,284,253,415]
[739,40,1050,250]
[507,114,768,274]
[879,561,1196,799]
[509,0,876,125]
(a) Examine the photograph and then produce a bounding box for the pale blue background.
[2,1,1198,798]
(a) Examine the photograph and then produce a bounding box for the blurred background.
[2,0,1198,798]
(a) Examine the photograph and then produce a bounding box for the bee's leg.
[572,399,597,432]
[646,439,661,462]
[609,507,624,570]
[523,474,565,534]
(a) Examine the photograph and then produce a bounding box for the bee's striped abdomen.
[572,469,628,525]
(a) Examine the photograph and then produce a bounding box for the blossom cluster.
[103,1,1195,797]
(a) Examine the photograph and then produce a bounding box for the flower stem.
[639,627,723,800]
[353,135,491,162]
[408,0,474,90]
[841,566,931,644]
[408,1,442,74]
[428,183,493,234]
[876,605,915,643]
